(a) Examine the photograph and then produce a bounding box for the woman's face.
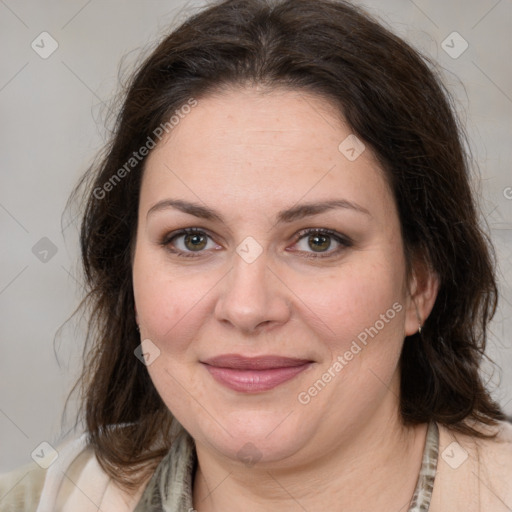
[133,87,427,466]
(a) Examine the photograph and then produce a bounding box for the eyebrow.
[146,198,371,223]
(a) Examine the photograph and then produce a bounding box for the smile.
[201,354,313,393]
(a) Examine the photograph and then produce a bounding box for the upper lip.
[201,354,313,370]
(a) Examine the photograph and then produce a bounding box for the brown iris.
[308,233,331,252]
[184,232,208,251]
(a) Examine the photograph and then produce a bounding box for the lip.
[201,354,313,393]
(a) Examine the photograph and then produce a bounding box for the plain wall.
[1,0,511,472]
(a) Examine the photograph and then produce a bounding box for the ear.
[134,303,139,325]
[404,258,440,336]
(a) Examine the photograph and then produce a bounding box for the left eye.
[292,229,351,256]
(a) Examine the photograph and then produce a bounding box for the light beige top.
[1,420,511,511]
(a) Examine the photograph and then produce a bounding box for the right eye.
[162,228,221,257]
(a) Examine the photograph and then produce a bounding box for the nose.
[214,250,291,334]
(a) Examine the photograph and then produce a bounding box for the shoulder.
[0,436,147,512]
[0,462,47,512]
[432,419,512,511]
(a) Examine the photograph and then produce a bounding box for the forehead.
[140,87,394,220]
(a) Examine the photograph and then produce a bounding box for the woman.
[1,0,511,510]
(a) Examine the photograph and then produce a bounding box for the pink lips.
[201,354,312,393]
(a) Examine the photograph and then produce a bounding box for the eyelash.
[161,227,353,259]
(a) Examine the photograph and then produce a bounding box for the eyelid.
[294,227,352,244]
[161,227,212,245]
[289,227,353,257]
[161,228,221,258]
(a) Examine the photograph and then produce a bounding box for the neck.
[192,393,428,512]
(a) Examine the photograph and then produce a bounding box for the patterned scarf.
[134,422,439,511]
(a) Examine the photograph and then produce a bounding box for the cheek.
[132,248,197,349]
[297,266,406,393]
[294,259,405,344]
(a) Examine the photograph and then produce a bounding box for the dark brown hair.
[72,0,505,490]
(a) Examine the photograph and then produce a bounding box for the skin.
[132,87,439,512]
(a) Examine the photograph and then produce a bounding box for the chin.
[190,408,316,466]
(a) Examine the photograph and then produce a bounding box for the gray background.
[1,0,511,472]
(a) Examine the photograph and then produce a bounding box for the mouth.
[200,354,313,393]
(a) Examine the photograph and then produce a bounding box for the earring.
[414,302,423,335]
[136,324,140,332]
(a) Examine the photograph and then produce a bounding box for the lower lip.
[203,363,312,392]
